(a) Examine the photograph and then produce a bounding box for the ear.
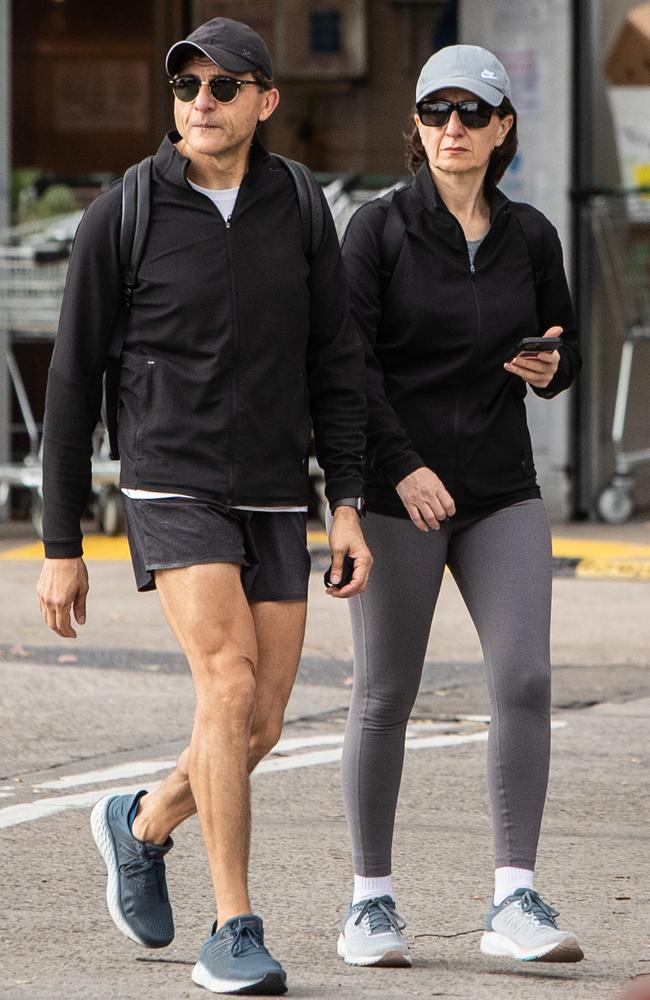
[258,87,280,123]
[495,113,513,148]
[414,114,424,142]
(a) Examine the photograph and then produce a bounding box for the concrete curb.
[2,531,650,581]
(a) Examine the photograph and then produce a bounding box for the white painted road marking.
[31,729,456,792]
[0,722,566,831]
[34,760,178,792]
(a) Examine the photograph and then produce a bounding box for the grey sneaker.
[90,789,174,948]
[481,888,584,963]
[191,915,287,995]
[337,895,412,967]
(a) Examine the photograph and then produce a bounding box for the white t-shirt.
[122,180,308,513]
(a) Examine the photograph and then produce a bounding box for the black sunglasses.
[416,98,494,129]
[169,75,261,104]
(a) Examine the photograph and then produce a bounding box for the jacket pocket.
[135,360,155,460]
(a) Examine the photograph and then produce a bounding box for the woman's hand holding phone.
[504,326,563,389]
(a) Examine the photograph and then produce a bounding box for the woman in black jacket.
[336,45,583,969]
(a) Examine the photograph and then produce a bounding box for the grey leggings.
[342,499,552,875]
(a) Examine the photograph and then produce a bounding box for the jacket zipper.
[469,261,482,339]
[225,214,238,505]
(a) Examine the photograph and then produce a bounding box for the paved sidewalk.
[1,517,650,999]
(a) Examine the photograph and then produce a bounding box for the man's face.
[172,56,279,160]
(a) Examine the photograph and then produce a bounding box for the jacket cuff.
[44,539,84,559]
[381,452,425,488]
[325,480,366,504]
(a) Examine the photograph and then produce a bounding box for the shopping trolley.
[0,240,123,536]
[591,194,650,524]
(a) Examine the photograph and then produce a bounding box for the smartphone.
[507,336,562,360]
[324,554,355,589]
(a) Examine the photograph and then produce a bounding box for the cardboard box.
[605,4,650,192]
[605,1,650,85]
[607,86,650,189]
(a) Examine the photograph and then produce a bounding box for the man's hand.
[504,326,563,389]
[37,557,89,638]
[326,507,373,599]
[396,467,455,532]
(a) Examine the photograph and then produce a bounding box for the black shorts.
[123,496,310,601]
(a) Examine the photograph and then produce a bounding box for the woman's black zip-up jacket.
[340,164,581,520]
[42,134,366,557]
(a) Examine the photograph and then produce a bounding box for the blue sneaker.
[481,888,583,963]
[191,915,287,995]
[90,790,174,948]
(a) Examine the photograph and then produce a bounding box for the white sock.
[493,867,534,906]
[352,874,394,905]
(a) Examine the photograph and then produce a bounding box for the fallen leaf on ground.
[9,643,31,658]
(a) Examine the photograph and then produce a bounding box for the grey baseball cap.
[166,17,273,78]
[416,44,512,106]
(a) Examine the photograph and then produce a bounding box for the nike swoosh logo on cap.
[481,69,498,80]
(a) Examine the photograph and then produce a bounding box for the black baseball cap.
[166,17,273,79]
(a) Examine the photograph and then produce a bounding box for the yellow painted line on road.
[552,538,650,559]
[576,558,650,581]
[1,531,331,561]
[3,533,650,584]
[0,540,45,560]
[0,535,130,561]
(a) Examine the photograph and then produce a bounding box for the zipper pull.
[470,262,475,274]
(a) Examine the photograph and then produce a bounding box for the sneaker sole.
[90,795,171,949]
[480,931,584,963]
[336,933,412,967]
[191,962,288,994]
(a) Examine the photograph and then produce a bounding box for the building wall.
[460,0,575,520]
[193,0,455,174]
[11,0,182,175]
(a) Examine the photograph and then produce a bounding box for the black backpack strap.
[103,155,152,458]
[105,156,152,361]
[271,153,325,258]
[122,157,153,298]
[379,186,407,287]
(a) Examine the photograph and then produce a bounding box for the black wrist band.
[330,497,366,517]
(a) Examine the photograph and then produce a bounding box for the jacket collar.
[412,161,509,222]
[153,130,271,188]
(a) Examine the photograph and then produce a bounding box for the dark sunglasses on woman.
[169,75,261,104]
[416,98,494,129]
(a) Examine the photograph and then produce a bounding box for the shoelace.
[354,897,406,935]
[120,854,165,878]
[518,889,560,928]
[229,920,264,957]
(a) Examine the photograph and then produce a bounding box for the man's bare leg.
[152,562,258,924]
[132,580,307,923]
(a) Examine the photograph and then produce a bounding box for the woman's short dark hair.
[405,97,518,193]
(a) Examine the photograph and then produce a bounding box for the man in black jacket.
[36,17,370,996]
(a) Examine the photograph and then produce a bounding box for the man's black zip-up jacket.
[42,134,366,557]
[341,164,581,520]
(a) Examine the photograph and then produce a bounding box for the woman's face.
[415,87,513,180]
